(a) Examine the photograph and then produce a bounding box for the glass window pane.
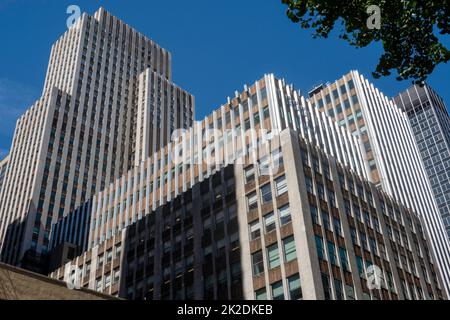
[288,274,302,300]
[247,192,258,210]
[249,220,261,240]
[275,175,287,196]
[279,204,291,225]
[252,251,264,276]
[260,183,272,203]
[283,236,297,262]
[267,244,280,269]
[264,212,276,233]
[271,281,284,300]
[255,288,267,300]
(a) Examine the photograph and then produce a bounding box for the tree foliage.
[282,0,450,82]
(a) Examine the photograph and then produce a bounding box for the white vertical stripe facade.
[351,71,450,295]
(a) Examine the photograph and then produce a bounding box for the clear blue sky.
[0,0,449,159]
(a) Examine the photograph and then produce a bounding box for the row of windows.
[249,205,291,240]
[251,235,297,276]
[254,273,302,300]
[247,175,287,210]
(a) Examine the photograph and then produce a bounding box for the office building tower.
[49,74,445,300]
[1,6,446,300]
[50,128,445,300]
[48,74,367,256]
[308,71,450,295]
[394,84,450,239]
[0,7,194,271]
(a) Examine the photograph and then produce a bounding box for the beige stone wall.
[0,263,116,300]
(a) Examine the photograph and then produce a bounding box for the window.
[283,236,297,262]
[322,211,331,230]
[259,155,270,173]
[353,205,361,220]
[317,183,325,200]
[288,274,302,300]
[332,89,339,100]
[360,232,368,250]
[369,238,378,254]
[310,206,319,224]
[321,274,331,300]
[344,200,351,215]
[346,285,355,300]
[373,217,380,232]
[106,249,113,264]
[97,254,104,269]
[113,268,120,284]
[327,241,337,265]
[264,212,276,233]
[333,217,342,236]
[339,247,349,271]
[245,165,255,183]
[279,204,291,225]
[275,175,287,196]
[247,192,258,211]
[305,176,313,194]
[356,256,364,277]
[260,184,272,203]
[271,281,284,300]
[323,163,330,179]
[387,272,395,292]
[350,228,358,245]
[267,244,280,269]
[263,106,270,118]
[300,148,309,165]
[312,157,320,172]
[315,236,325,260]
[114,244,121,260]
[95,278,103,292]
[363,211,371,226]
[255,288,267,300]
[334,279,343,300]
[272,148,284,168]
[252,251,264,276]
[348,80,355,90]
[82,262,91,278]
[104,273,111,288]
[249,220,261,240]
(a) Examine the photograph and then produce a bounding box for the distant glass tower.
[394,84,450,239]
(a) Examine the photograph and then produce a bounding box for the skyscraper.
[1,7,447,300]
[394,85,450,240]
[0,7,194,270]
[0,155,9,194]
[48,73,368,256]
[49,107,445,300]
[308,71,450,295]
[49,74,445,300]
